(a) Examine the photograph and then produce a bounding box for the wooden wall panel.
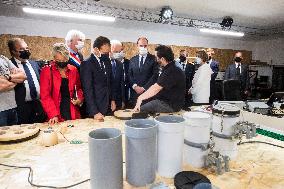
[0,34,251,71]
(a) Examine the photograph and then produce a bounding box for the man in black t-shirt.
[133,45,185,113]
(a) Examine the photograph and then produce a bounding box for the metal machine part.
[204,150,230,175]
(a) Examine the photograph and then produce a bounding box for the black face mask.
[56,61,68,68]
[100,53,110,62]
[179,55,186,63]
[235,57,242,63]
[19,50,31,59]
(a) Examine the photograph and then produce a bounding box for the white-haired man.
[65,29,85,70]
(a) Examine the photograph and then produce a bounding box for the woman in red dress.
[40,43,84,124]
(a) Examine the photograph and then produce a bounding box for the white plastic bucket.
[155,115,185,178]
[183,112,211,168]
[211,103,240,159]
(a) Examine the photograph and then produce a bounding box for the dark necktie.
[236,63,241,78]
[112,60,116,77]
[139,56,144,71]
[22,62,37,100]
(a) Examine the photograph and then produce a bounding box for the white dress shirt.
[14,58,40,101]
[235,62,242,74]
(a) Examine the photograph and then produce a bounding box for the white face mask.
[139,47,148,55]
[195,57,202,64]
[112,51,125,61]
[75,41,84,50]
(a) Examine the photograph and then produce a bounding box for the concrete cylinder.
[89,128,123,189]
[125,119,158,187]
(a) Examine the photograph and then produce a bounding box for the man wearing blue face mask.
[65,29,85,71]
[80,36,116,121]
[110,40,125,110]
[188,50,213,104]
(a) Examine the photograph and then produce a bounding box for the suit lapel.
[10,57,19,68]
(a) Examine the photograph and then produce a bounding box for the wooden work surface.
[0,116,284,189]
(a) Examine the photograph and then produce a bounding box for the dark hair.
[155,45,174,62]
[7,38,23,56]
[136,37,148,44]
[196,50,208,62]
[180,49,186,53]
[93,36,110,49]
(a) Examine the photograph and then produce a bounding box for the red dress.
[40,62,84,121]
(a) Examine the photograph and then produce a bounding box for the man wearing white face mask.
[128,37,159,108]
[65,29,85,70]
[110,40,125,109]
[189,50,213,104]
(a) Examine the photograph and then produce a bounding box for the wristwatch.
[4,74,12,81]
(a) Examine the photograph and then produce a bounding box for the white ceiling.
[102,0,284,28]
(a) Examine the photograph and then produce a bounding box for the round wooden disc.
[114,109,134,120]
[0,124,40,143]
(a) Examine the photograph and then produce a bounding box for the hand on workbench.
[133,98,142,112]
[94,113,104,121]
[49,116,59,125]
[111,100,116,112]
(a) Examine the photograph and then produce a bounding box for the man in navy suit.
[80,36,116,121]
[110,40,125,110]
[8,38,46,124]
[206,48,219,103]
[224,51,250,99]
[128,37,159,107]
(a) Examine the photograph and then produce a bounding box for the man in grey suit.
[128,37,159,107]
[224,51,249,99]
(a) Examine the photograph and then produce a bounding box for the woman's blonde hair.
[52,43,70,60]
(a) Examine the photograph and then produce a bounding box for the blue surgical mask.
[195,57,202,64]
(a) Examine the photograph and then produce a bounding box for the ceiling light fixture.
[22,7,115,22]
[200,28,244,37]
[159,6,173,22]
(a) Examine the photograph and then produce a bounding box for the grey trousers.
[140,99,174,114]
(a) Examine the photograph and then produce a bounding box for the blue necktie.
[22,63,37,100]
[112,60,116,77]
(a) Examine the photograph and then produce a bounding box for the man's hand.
[48,116,59,125]
[134,86,145,94]
[111,100,116,112]
[71,98,82,106]
[10,68,22,74]
[94,113,104,121]
[133,97,142,112]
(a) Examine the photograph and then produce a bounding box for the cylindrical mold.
[125,119,158,187]
[89,128,123,189]
[183,112,211,168]
[211,103,240,159]
[155,115,185,178]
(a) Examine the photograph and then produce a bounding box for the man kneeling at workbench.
[133,45,185,113]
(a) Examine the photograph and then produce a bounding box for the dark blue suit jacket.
[122,58,130,102]
[111,59,125,107]
[224,63,249,91]
[128,53,159,99]
[10,57,41,106]
[209,59,219,80]
[80,54,114,116]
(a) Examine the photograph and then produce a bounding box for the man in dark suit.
[80,36,116,121]
[206,48,219,103]
[8,38,46,124]
[224,51,249,99]
[110,40,125,110]
[65,29,85,70]
[128,37,159,107]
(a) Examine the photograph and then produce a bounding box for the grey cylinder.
[125,119,158,187]
[89,128,123,189]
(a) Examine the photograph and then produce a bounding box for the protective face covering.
[56,61,68,68]
[100,53,110,62]
[179,55,186,63]
[19,50,31,60]
[235,57,242,63]
[139,47,148,56]
[195,57,202,64]
[112,52,124,60]
[75,41,84,50]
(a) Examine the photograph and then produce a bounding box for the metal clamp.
[184,139,209,151]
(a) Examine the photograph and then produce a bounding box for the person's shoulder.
[130,54,139,61]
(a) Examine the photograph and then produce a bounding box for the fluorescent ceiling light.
[23,7,115,22]
[200,28,244,37]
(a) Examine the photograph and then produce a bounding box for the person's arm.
[10,69,26,83]
[40,67,60,120]
[71,69,84,106]
[133,83,163,111]
[128,59,137,89]
[143,60,159,90]
[0,77,16,92]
